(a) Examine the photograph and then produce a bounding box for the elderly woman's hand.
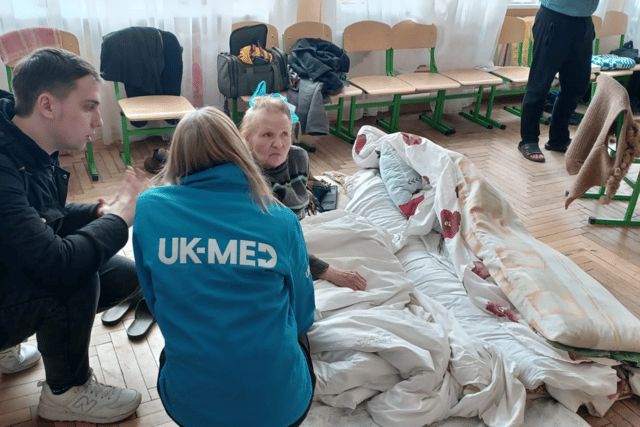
[318,266,367,291]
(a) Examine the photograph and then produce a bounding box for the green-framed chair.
[0,28,100,180]
[485,16,530,127]
[113,85,194,166]
[590,11,635,97]
[417,31,505,130]
[580,111,640,226]
[384,20,461,136]
[282,21,364,144]
[100,27,195,167]
[338,21,417,142]
[567,74,640,226]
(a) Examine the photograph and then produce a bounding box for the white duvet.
[302,211,526,427]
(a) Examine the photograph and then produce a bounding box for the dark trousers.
[157,334,317,427]
[0,255,140,390]
[520,6,595,146]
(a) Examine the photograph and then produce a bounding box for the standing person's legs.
[547,17,595,151]
[519,6,568,161]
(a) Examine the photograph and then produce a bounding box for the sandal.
[101,293,142,326]
[544,141,570,153]
[126,298,156,340]
[518,142,545,163]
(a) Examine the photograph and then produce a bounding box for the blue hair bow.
[248,81,299,124]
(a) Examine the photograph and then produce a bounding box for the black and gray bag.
[217,24,288,98]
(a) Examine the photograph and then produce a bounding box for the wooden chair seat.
[490,66,529,84]
[349,76,416,96]
[241,87,363,103]
[329,84,364,102]
[118,96,195,121]
[395,73,460,92]
[438,69,503,87]
[599,69,634,78]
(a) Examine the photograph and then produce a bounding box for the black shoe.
[144,148,168,174]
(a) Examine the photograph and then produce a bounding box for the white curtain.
[0,0,296,146]
[594,0,638,52]
[321,0,509,114]
[624,0,640,45]
[322,0,508,75]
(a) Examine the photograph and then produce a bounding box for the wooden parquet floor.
[2,99,640,427]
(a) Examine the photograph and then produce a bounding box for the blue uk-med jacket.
[132,163,315,427]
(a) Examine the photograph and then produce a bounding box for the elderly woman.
[133,106,315,427]
[240,96,367,291]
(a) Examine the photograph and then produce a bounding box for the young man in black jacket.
[0,48,146,423]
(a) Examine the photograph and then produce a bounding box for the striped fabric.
[0,28,62,67]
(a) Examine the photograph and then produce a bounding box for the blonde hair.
[155,106,276,210]
[239,96,293,142]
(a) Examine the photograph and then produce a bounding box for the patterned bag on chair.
[238,44,273,65]
[591,54,636,71]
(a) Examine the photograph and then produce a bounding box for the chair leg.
[419,90,456,136]
[338,95,358,143]
[328,97,357,143]
[120,114,132,167]
[478,86,507,129]
[232,98,243,125]
[85,141,99,181]
[292,121,316,152]
[376,94,403,133]
[458,86,501,129]
[583,165,640,227]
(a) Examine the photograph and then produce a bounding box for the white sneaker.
[37,370,142,423]
[0,344,41,374]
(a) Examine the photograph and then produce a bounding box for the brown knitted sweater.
[565,73,640,208]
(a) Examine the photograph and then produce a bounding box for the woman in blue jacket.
[132,106,315,427]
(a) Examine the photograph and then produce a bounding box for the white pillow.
[379,142,423,211]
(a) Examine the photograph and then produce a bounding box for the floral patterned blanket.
[352,125,640,353]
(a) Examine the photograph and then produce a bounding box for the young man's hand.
[97,168,149,227]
